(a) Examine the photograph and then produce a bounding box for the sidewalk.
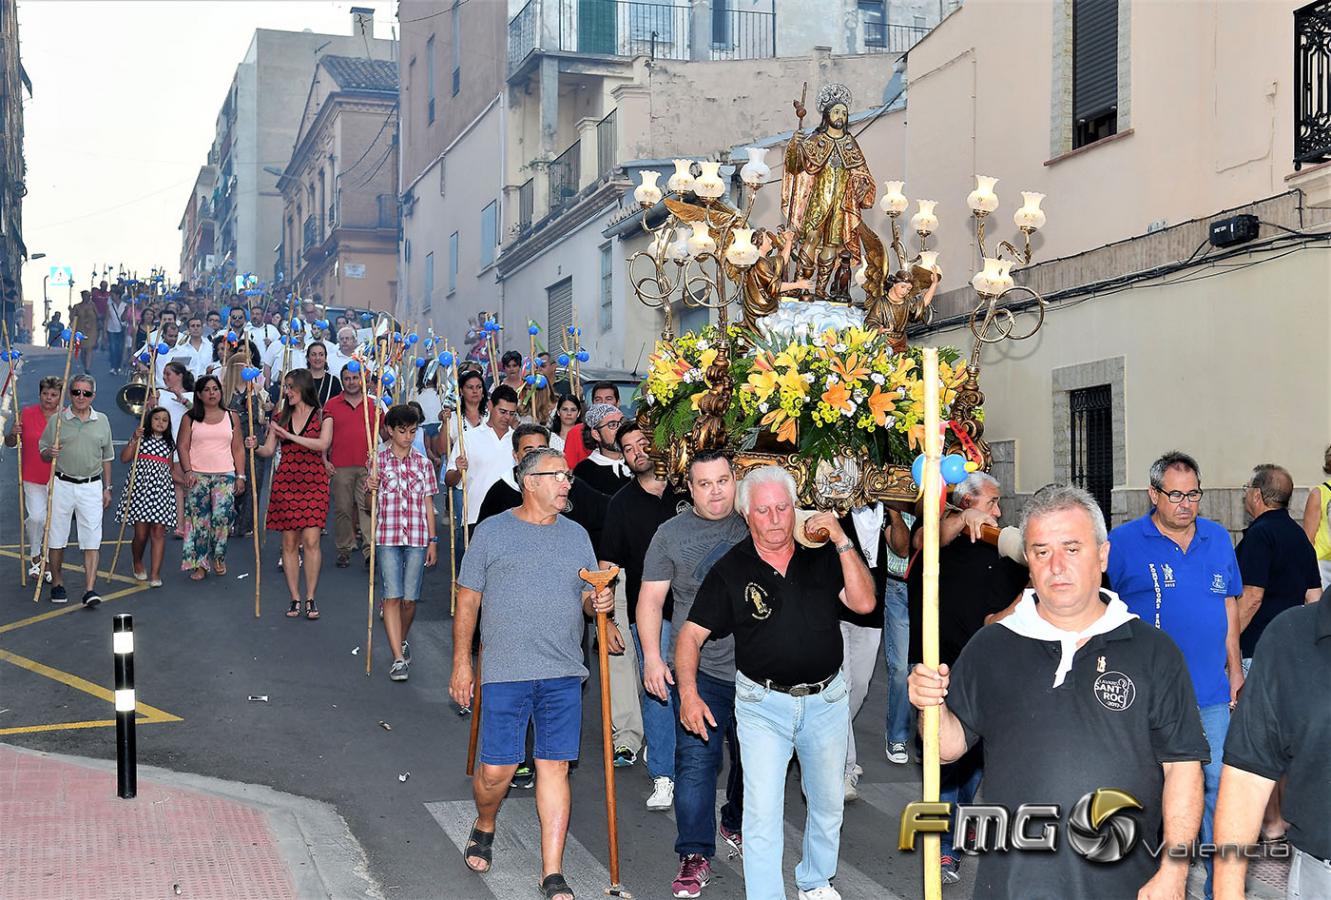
[0,743,382,900]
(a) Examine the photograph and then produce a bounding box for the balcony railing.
[517,178,534,232]
[1295,0,1331,169]
[508,0,776,75]
[302,215,317,252]
[596,109,617,177]
[549,141,581,211]
[862,22,930,54]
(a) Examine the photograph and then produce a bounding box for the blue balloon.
[382,371,396,386]
[528,325,539,335]
[280,336,290,346]
[911,453,926,487]
[940,453,969,485]
[524,374,536,385]
[75,331,86,342]
[535,374,548,388]
[567,326,576,336]
[576,350,590,363]
[440,351,454,366]
[241,368,258,382]
[346,360,362,373]
[424,339,435,351]
[226,330,239,342]
[290,318,302,331]
[392,331,403,343]
[381,392,393,403]
[0,351,9,361]
[11,350,20,359]
[315,319,330,330]
[137,352,150,364]
[407,333,419,345]
[156,342,169,354]
[415,357,426,368]
[557,353,570,366]
[360,312,374,323]
[574,327,581,336]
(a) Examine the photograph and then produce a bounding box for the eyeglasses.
[528,471,574,484]
[1156,489,1203,504]
[600,419,624,431]
[69,389,94,398]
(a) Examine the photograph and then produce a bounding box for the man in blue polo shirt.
[1107,450,1242,900]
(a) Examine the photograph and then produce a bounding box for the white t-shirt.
[246,323,280,351]
[326,348,359,381]
[158,391,193,460]
[446,423,515,525]
[263,340,307,381]
[175,339,214,380]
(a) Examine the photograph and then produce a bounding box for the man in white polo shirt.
[443,385,520,536]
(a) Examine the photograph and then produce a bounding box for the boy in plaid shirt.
[367,405,439,681]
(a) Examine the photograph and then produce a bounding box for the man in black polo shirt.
[475,423,609,534]
[907,471,1028,882]
[1214,591,1331,899]
[909,485,1207,900]
[1236,463,1321,665]
[682,465,875,900]
[600,419,689,807]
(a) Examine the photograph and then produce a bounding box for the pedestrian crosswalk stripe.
[426,799,612,900]
[662,788,908,900]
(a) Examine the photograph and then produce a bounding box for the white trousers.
[23,482,47,557]
[840,620,883,776]
[48,479,103,551]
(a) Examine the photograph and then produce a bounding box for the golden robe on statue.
[781,128,876,296]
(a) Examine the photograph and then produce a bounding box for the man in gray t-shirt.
[449,448,613,897]
[636,451,747,888]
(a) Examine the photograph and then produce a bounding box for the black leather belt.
[56,472,101,485]
[759,672,837,697]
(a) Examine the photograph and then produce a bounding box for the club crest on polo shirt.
[1161,564,1175,587]
[1093,671,1137,711]
[745,583,771,620]
[1211,572,1226,594]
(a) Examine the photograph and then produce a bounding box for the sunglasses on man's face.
[70,389,94,398]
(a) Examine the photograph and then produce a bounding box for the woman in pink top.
[176,375,246,581]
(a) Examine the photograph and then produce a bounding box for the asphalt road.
[0,343,934,900]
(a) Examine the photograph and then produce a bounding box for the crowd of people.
[9,284,1331,900]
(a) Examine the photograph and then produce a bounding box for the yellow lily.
[761,407,799,443]
[745,367,779,404]
[831,352,870,385]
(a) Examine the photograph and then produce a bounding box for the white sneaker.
[798,887,842,900]
[887,741,909,765]
[646,776,674,811]
[843,766,861,802]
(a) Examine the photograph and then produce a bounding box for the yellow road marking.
[0,583,146,635]
[0,547,142,587]
[0,647,182,735]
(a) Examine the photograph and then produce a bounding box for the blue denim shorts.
[378,544,427,602]
[479,676,582,766]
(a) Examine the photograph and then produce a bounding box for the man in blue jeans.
[638,450,748,899]
[882,507,914,764]
[679,465,876,900]
[1108,450,1243,900]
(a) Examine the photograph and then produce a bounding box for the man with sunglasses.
[38,375,115,607]
[1107,450,1243,900]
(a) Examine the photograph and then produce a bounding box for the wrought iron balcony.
[549,141,581,211]
[303,215,317,252]
[508,0,776,76]
[862,22,929,54]
[1296,0,1331,169]
[596,109,617,177]
[517,178,534,232]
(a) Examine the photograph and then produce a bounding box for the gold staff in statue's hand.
[793,81,807,130]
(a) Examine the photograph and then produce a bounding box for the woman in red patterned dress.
[247,368,333,620]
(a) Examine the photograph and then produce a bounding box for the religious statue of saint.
[781,83,877,300]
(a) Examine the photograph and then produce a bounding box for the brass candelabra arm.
[966,284,1047,368]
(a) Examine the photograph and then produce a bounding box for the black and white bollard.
[112,614,137,799]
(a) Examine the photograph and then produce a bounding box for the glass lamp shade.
[971,257,1005,296]
[725,228,760,268]
[1014,191,1047,230]
[634,170,663,206]
[917,250,940,273]
[686,221,717,258]
[966,175,1000,214]
[667,159,695,194]
[669,226,693,263]
[995,260,1015,292]
[879,180,909,216]
[911,200,939,235]
[693,161,726,199]
[739,148,771,187]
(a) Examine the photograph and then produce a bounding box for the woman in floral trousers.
[176,375,247,580]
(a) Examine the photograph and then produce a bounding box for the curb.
[4,744,385,900]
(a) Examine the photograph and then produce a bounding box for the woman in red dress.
[248,368,333,620]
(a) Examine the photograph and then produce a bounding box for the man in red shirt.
[322,364,382,568]
[563,381,620,470]
[4,376,62,576]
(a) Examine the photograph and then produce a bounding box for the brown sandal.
[305,599,320,620]
[214,560,227,576]
[190,568,207,581]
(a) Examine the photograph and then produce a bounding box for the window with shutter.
[548,278,574,343]
[1072,0,1118,148]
